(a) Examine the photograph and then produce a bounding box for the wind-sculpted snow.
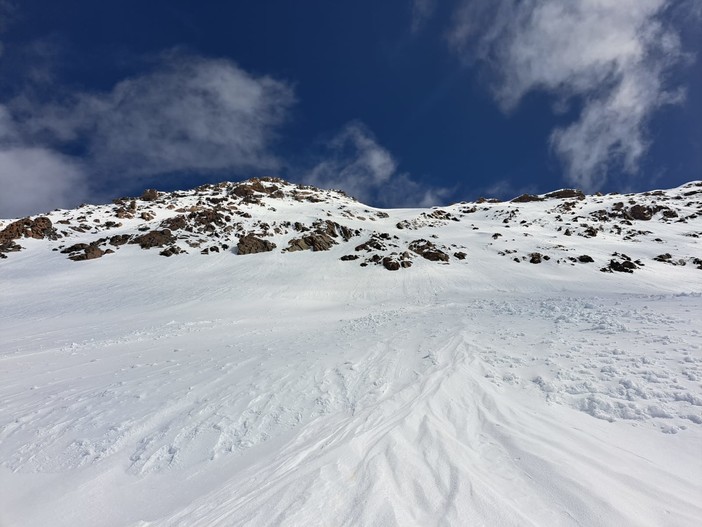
[1,181,701,526]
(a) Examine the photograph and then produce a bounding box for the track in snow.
[2,265,701,527]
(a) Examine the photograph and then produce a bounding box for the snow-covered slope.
[1,179,701,526]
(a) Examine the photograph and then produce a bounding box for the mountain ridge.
[2,177,700,278]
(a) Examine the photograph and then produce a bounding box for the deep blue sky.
[0,1,700,215]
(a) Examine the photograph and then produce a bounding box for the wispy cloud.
[448,0,694,190]
[0,52,294,217]
[410,0,437,34]
[302,121,450,207]
[14,53,294,180]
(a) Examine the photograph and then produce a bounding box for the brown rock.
[511,194,543,203]
[382,257,400,271]
[627,205,653,221]
[545,189,585,200]
[0,216,58,243]
[237,235,277,255]
[408,239,449,262]
[129,229,175,249]
[140,189,159,201]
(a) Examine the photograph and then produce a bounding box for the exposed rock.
[286,238,311,252]
[287,232,336,252]
[314,220,359,241]
[0,216,58,243]
[601,259,637,273]
[110,234,131,246]
[408,239,449,262]
[340,254,360,261]
[627,205,653,221]
[654,253,672,263]
[382,257,400,271]
[0,240,22,254]
[355,236,387,252]
[130,229,175,249]
[68,244,106,261]
[578,255,594,263]
[160,246,184,257]
[160,215,188,231]
[61,243,89,254]
[511,194,544,203]
[237,235,277,255]
[140,189,159,201]
[545,189,585,200]
[454,252,467,260]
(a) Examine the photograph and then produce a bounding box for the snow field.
[1,251,701,526]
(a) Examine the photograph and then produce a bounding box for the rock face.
[237,235,277,255]
[0,216,57,243]
[140,189,159,201]
[545,189,585,200]
[408,239,449,262]
[286,232,336,252]
[627,205,653,221]
[130,230,176,249]
[511,194,544,203]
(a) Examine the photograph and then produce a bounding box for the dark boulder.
[237,235,277,255]
[626,205,653,221]
[545,189,585,200]
[511,194,543,203]
[408,239,449,262]
[382,257,400,271]
[140,189,159,201]
[129,229,175,249]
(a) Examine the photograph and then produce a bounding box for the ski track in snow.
[1,277,701,526]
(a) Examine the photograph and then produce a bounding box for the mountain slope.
[1,179,701,526]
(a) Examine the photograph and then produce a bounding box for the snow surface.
[1,181,701,526]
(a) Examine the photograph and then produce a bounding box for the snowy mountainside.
[1,179,701,527]
[1,177,701,284]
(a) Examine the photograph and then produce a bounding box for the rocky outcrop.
[627,205,653,221]
[237,235,277,255]
[545,189,585,200]
[511,194,543,203]
[140,189,159,201]
[408,239,449,262]
[286,232,336,252]
[129,230,175,249]
[0,216,58,243]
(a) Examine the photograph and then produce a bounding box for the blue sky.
[0,0,700,216]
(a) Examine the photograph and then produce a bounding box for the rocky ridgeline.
[1,178,701,273]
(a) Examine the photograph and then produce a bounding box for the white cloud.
[0,53,294,217]
[448,0,692,190]
[16,53,294,179]
[0,146,88,217]
[302,121,450,207]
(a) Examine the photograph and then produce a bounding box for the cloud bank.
[449,0,691,190]
[302,121,450,208]
[0,53,294,217]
